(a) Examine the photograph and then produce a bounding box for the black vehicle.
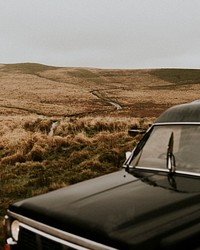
[3,101,200,250]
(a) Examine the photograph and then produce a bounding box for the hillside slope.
[1,63,200,117]
[1,63,200,246]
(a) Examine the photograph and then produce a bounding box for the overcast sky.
[1,0,200,69]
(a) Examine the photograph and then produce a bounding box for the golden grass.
[1,64,200,118]
[0,115,148,248]
[0,115,150,228]
[1,63,200,245]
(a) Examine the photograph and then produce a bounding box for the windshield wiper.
[166,132,176,173]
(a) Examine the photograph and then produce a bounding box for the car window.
[130,125,200,174]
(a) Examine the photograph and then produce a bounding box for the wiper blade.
[166,132,176,173]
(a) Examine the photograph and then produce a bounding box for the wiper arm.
[166,132,176,173]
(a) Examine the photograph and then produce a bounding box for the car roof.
[155,100,200,123]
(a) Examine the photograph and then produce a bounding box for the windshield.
[130,124,200,174]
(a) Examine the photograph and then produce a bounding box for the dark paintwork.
[9,169,200,249]
[156,101,200,123]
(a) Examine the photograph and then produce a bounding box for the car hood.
[9,169,200,249]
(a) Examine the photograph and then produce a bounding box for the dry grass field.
[1,63,200,117]
[1,63,200,245]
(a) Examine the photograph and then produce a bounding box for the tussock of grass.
[24,118,52,133]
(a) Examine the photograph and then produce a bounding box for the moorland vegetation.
[1,63,200,245]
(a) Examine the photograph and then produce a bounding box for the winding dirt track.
[91,90,122,110]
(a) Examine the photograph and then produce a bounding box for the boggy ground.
[1,63,200,245]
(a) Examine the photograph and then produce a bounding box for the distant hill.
[1,63,200,246]
[0,63,200,117]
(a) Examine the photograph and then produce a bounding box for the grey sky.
[1,0,200,69]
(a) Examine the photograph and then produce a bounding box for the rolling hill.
[1,63,200,118]
[1,63,200,246]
